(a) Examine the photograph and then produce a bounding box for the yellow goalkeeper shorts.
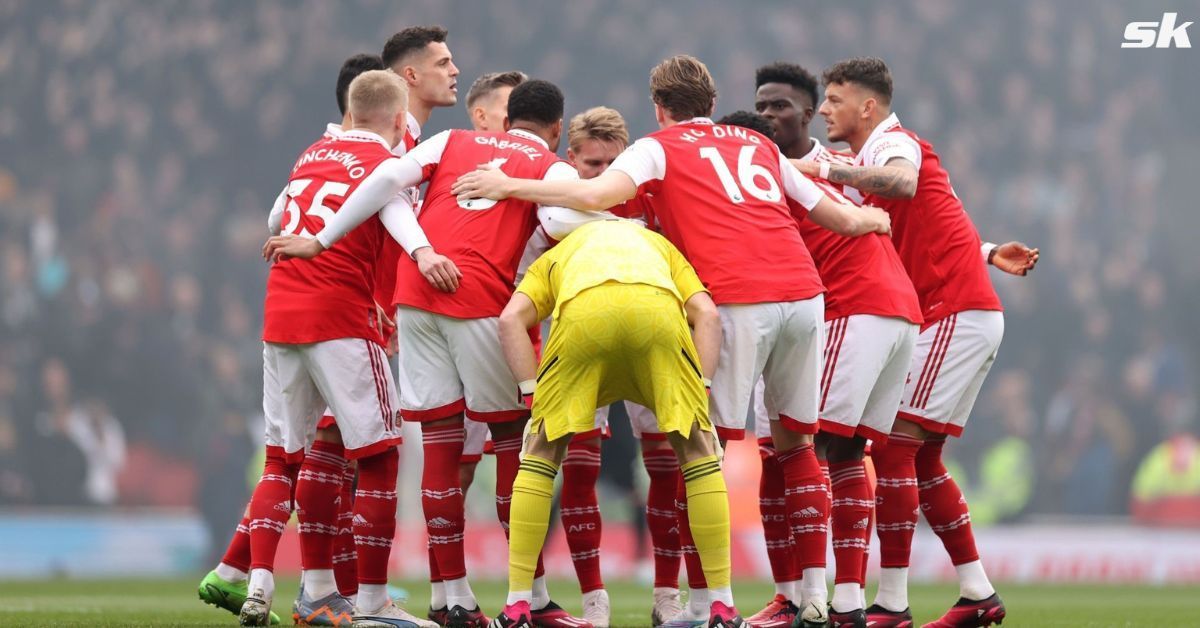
[532,283,711,442]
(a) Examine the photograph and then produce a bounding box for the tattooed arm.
[793,156,918,199]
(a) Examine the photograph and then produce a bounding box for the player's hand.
[451,166,513,202]
[861,205,892,235]
[992,241,1039,276]
[385,329,399,358]
[790,158,820,177]
[374,301,396,336]
[414,246,463,293]
[262,235,325,263]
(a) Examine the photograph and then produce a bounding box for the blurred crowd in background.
[1,0,1197,534]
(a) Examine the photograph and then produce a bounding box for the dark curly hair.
[755,62,818,107]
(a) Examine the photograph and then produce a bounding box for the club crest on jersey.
[459,158,508,210]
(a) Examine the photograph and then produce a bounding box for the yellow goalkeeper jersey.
[516,220,707,320]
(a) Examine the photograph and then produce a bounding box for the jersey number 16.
[699,146,781,204]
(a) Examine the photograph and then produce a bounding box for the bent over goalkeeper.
[489,218,747,627]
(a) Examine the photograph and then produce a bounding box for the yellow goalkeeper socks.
[681,455,732,591]
[508,455,558,598]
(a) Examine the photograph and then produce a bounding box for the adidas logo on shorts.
[854,517,870,530]
[792,506,823,518]
[427,517,455,529]
[352,513,369,526]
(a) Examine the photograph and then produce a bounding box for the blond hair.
[466,70,528,109]
[347,70,409,126]
[567,106,629,152]
[649,55,717,121]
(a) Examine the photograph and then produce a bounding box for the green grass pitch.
[0,577,1196,626]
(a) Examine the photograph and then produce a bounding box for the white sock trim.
[215,563,247,583]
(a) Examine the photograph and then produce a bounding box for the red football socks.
[296,440,345,572]
[676,470,708,590]
[421,422,467,581]
[916,438,980,565]
[352,447,399,585]
[333,462,358,596]
[871,432,923,568]
[777,443,829,570]
[759,449,800,587]
[829,460,871,586]
[561,443,604,593]
[642,448,682,589]
[220,515,251,573]
[248,451,300,571]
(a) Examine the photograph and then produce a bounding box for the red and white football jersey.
[263,130,396,345]
[392,128,575,319]
[796,139,922,324]
[846,113,1001,324]
[609,118,826,305]
[373,121,421,315]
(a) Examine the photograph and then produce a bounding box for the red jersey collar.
[340,129,392,150]
[856,112,903,163]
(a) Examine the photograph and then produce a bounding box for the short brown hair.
[822,57,893,104]
[649,55,717,121]
[348,70,408,125]
[567,107,629,152]
[465,71,528,109]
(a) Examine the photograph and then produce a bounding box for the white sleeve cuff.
[779,152,825,210]
[538,205,618,240]
[981,241,997,263]
[608,138,665,187]
[380,192,431,256]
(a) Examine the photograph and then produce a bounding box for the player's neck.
[340,113,352,128]
[850,112,888,153]
[781,132,812,160]
[408,99,435,127]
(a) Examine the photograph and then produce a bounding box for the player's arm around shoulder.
[452,165,637,213]
[794,155,918,199]
[806,195,892,237]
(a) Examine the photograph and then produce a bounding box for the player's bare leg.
[769,424,829,628]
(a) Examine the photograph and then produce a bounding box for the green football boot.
[198,569,281,625]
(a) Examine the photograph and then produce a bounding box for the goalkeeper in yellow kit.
[491,218,745,627]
